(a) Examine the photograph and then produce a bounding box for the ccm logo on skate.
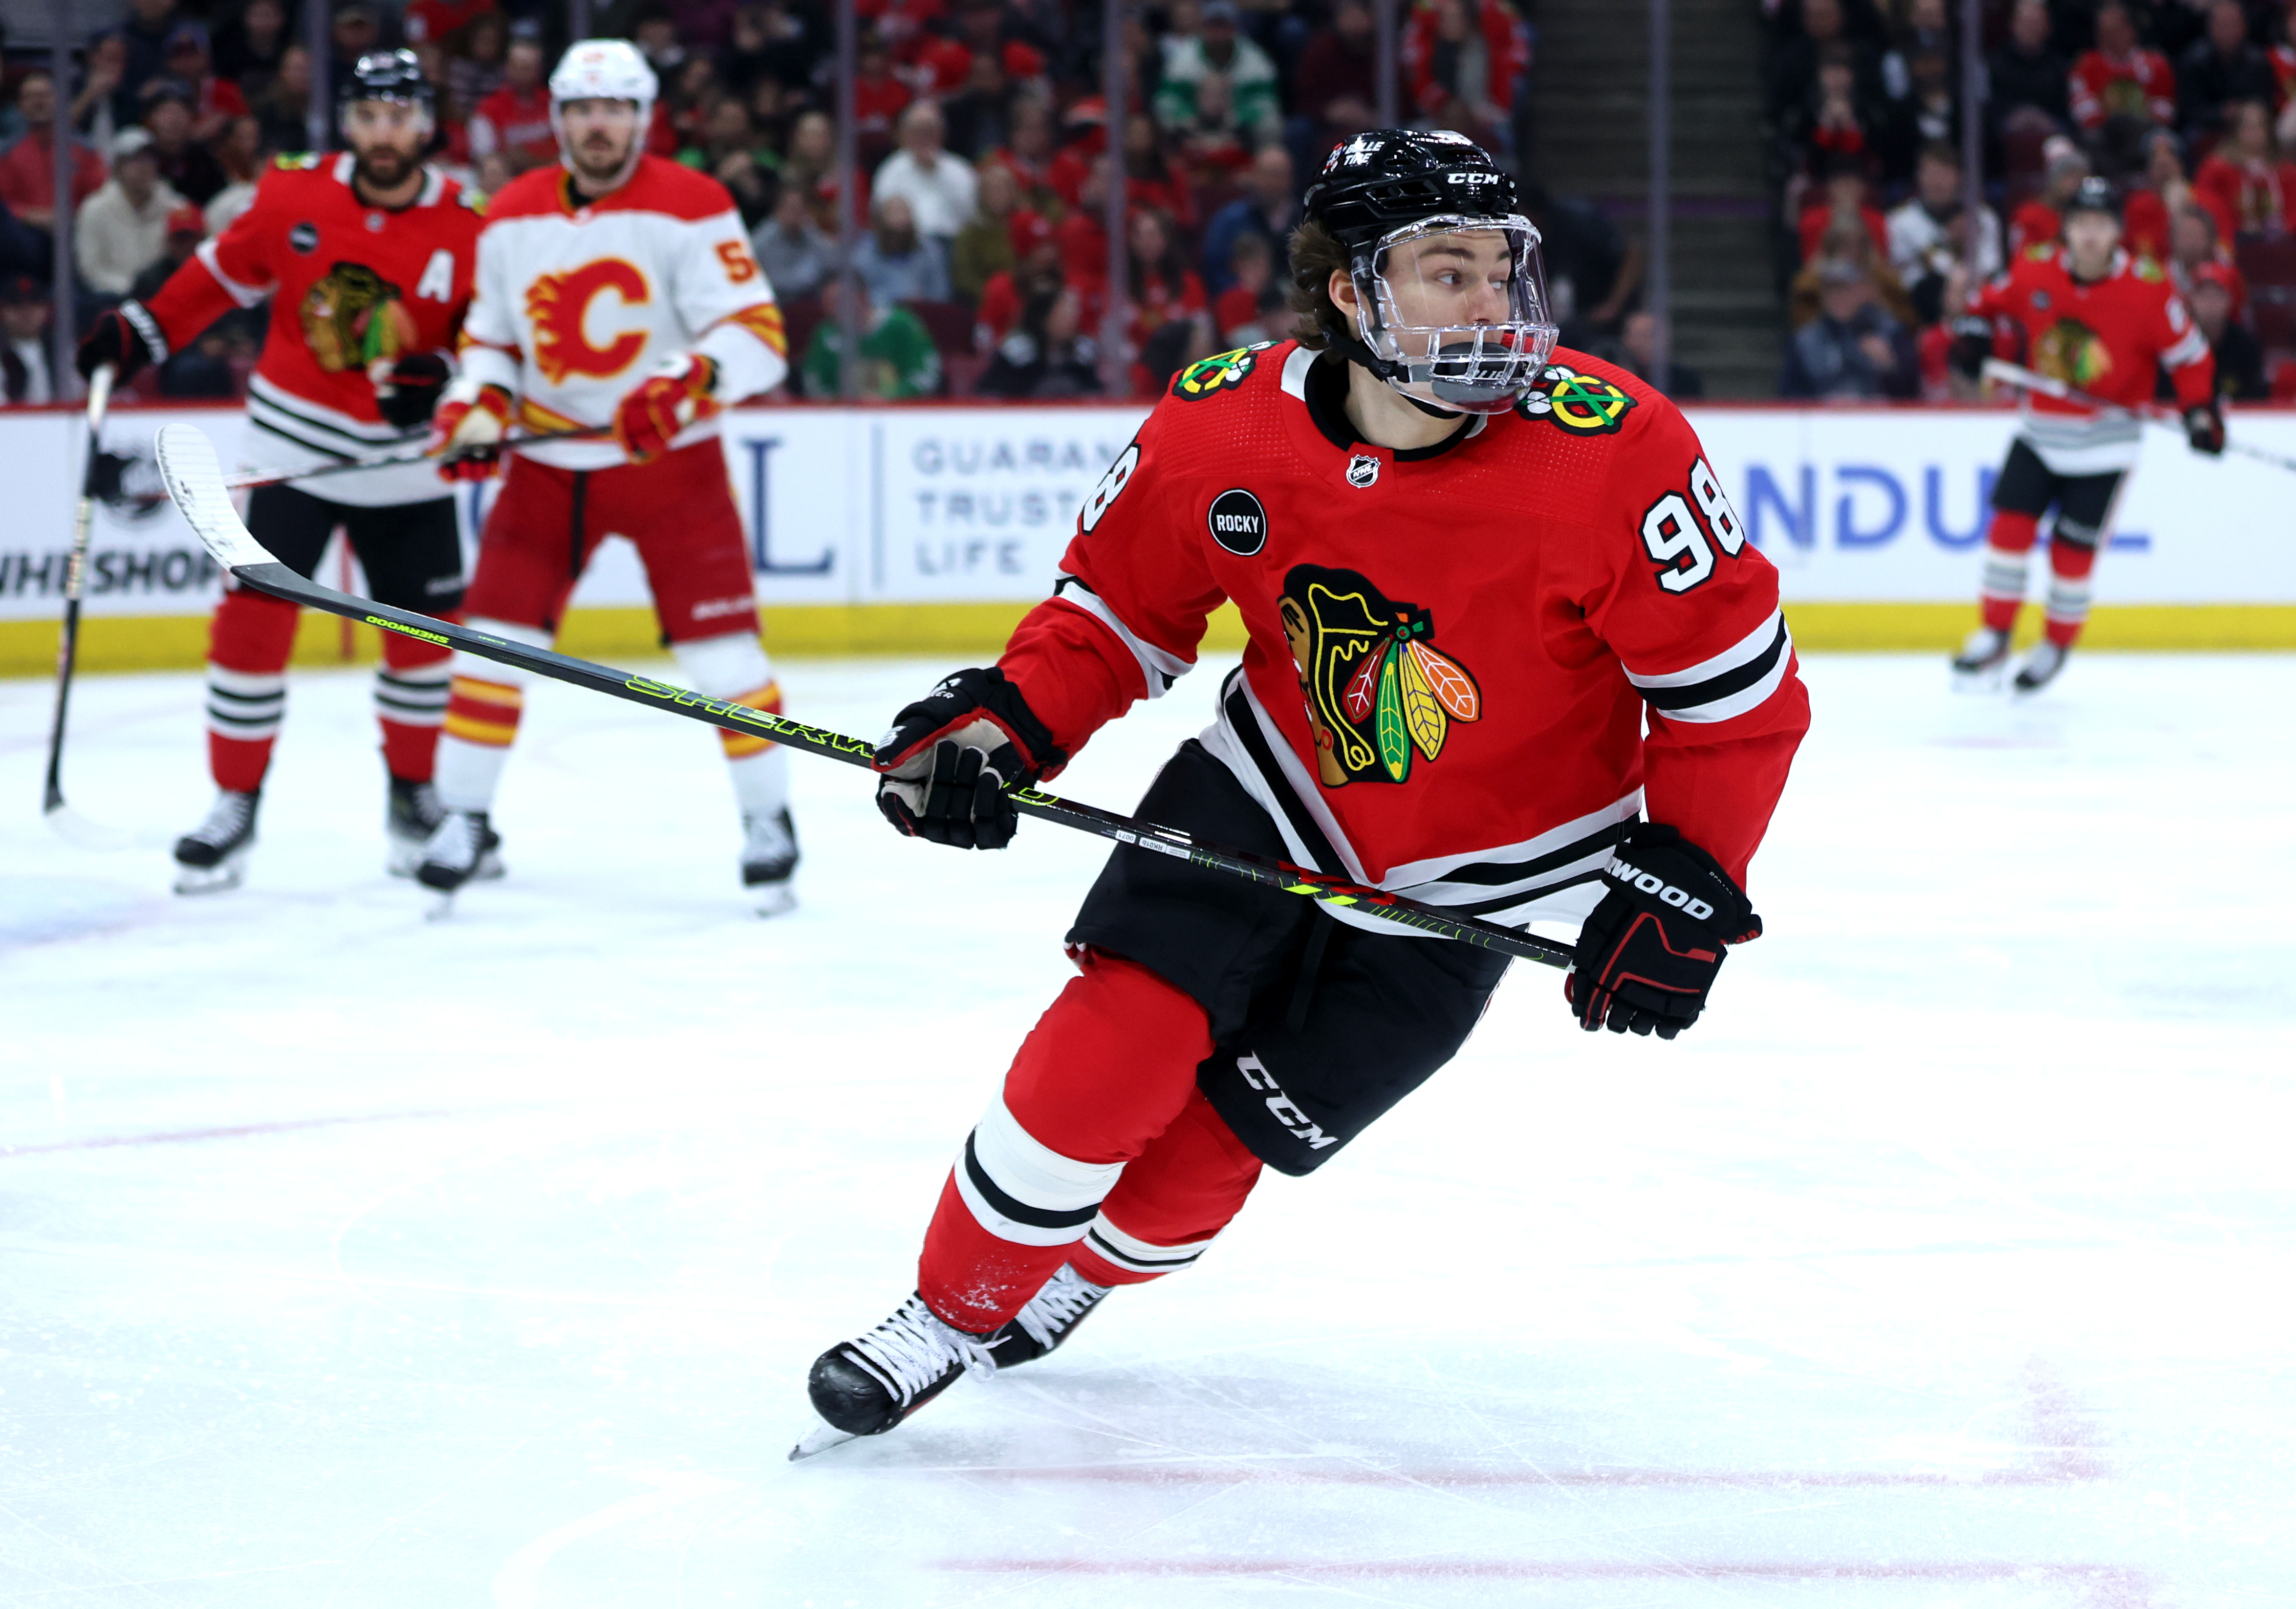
[1609,859,1714,921]
[1236,1053,1339,1150]
[1207,489,1268,555]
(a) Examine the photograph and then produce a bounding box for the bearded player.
[76,50,483,893]
[1949,177,2219,694]
[792,132,1811,1454]
[421,38,797,911]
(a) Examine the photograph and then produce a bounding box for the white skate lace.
[426,812,483,871]
[844,1297,997,1405]
[186,792,255,848]
[742,812,795,864]
[1016,1267,1107,1351]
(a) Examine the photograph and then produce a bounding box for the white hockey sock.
[433,732,513,815]
[726,743,790,821]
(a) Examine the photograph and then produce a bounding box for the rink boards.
[3,399,2293,673]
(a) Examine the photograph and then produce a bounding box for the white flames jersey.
[456,156,789,471]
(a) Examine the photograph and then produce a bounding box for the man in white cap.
[73,126,185,296]
[424,39,801,912]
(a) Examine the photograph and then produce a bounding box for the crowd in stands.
[1768,0,2296,403]
[0,0,1578,407]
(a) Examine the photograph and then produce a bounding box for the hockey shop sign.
[6,402,2294,636]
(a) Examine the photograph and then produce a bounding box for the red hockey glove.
[2184,402,2225,456]
[874,667,1066,850]
[374,351,452,430]
[76,301,161,384]
[614,353,721,464]
[427,383,512,482]
[1567,823,1761,1040]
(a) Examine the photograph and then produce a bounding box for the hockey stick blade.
[151,423,1572,969]
[221,425,612,492]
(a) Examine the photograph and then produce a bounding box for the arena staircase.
[1523,0,1784,397]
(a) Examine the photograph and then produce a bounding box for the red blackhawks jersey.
[139,153,484,507]
[1971,244,2212,473]
[998,342,1810,937]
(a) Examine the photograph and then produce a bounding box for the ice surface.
[2,651,2293,1607]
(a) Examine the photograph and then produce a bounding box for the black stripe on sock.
[963,1131,1102,1231]
[1085,1228,1200,1269]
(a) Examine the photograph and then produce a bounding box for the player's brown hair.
[1285,217,1350,350]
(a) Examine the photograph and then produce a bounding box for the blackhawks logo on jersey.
[1514,364,1637,434]
[1278,564,1482,788]
[1173,342,1269,401]
[299,260,418,373]
[2034,316,2114,389]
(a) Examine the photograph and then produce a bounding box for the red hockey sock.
[204,587,299,794]
[375,621,454,782]
[917,952,1219,1332]
[2045,536,2099,648]
[1979,511,2040,634]
[1070,1089,1263,1288]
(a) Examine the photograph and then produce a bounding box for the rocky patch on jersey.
[1172,343,1268,401]
[1277,564,1482,787]
[300,261,417,372]
[2034,317,2113,388]
[1514,365,1637,434]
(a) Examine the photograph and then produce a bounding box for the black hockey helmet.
[339,49,436,120]
[1297,129,1558,415]
[2062,175,2121,224]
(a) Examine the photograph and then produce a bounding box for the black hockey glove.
[76,301,160,384]
[376,351,452,429]
[1945,316,1993,381]
[2183,401,2225,456]
[874,667,1066,850]
[1568,823,1762,1040]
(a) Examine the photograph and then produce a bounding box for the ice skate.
[1951,626,2011,690]
[741,806,799,917]
[2012,639,2068,694]
[385,776,446,878]
[794,1294,997,1456]
[987,1264,1112,1368]
[172,789,258,894]
[415,809,503,916]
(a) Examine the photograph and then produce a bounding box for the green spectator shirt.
[803,306,944,399]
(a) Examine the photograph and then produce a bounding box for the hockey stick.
[1981,357,2296,474]
[222,424,612,491]
[151,421,1574,970]
[40,365,133,850]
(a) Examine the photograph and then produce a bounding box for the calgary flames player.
[792,131,1810,1454]
[421,39,797,911]
[1949,177,2219,693]
[76,50,483,893]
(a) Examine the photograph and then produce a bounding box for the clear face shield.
[1348,214,1560,414]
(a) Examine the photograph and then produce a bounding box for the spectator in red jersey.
[989,96,1064,218]
[973,210,1061,348]
[853,34,913,156]
[2177,0,2276,143]
[1047,98,1107,211]
[470,35,555,173]
[2071,2,2176,133]
[1121,112,1196,232]
[1056,154,1112,290]
[2008,136,2091,253]
[2120,126,2189,264]
[163,23,250,145]
[403,0,497,49]
[1128,205,1210,394]
[1401,0,1530,148]
[951,158,1022,303]
[212,0,290,105]
[140,89,225,207]
[1212,228,1281,346]
[1799,154,1891,264]
[2195,97,2296,236]
[0,71,107,237]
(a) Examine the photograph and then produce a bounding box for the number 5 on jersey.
[1639,456,1745,594]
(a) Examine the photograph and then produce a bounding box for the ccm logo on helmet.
[1609,858,1715,921]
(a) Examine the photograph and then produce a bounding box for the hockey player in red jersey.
[419,39,799,912]
[76,50,483,893]
[1948,177,2219,692]
[793,131,1810,1453]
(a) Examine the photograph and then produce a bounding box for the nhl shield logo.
[1346,453,1380,489]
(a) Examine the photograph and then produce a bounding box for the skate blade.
[423,889,457,922]
[173,855,248,895]
[789,1420,859,1462]
[386,839,422,878]
[1951,665,2006,694]
[752,883,797,919]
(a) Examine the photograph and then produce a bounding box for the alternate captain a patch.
[1277,564,1482,787]
[1515,364,1637,434]
[1172,343,1269,401]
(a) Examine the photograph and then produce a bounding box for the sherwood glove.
[375,351,451,429]
[1568,823,1761,1040]
[427,383,511,481]
[2184,401,2225,456]
[874,667,1065,850]
[76,302,162,384]
[614,353,721,463]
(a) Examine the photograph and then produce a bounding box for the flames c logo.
[526,258,651,385]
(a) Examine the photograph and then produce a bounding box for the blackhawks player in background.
[76,51,483,893]
[1949,177,2219,693]
[793,131,1811,1454]
[424,38,799,911]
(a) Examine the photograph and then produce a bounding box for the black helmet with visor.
[339,49,436,131]
[1301,129,1559,414]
